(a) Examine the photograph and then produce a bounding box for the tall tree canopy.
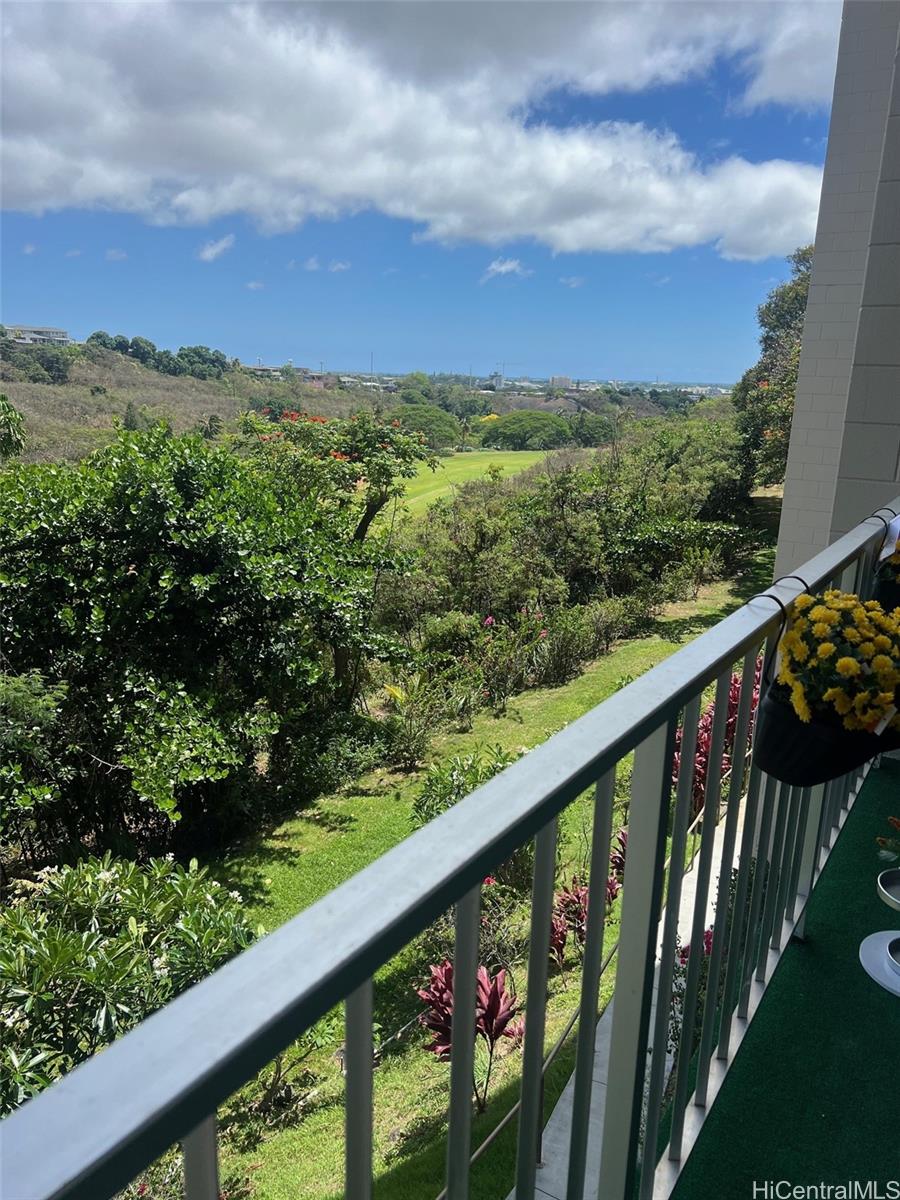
[732,245,812,488]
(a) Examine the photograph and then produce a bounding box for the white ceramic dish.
[876,867,900,913]
[859,930,900,996]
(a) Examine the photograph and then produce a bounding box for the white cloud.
[559,276,584,289]
[22,243,36,254]
[105,248,127,261]
[1,2,840,261]
[196,232,235,261]
[304,256,320,271]
[64,248,81,257]
[481,258,532,284]
[245,280,264,290]
[328,260,350,272]
[653,275,672,287]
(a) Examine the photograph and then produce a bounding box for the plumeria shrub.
[0,854,259,1115]
[778,591,900,731]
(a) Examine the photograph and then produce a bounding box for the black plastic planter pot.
[752,684,900,786]
[873,572,900,615]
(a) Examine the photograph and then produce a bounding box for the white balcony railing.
[3,499,898,1200]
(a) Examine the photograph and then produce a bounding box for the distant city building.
[549,375,572,388]
[242,363,283,378]
[7,324,72,346]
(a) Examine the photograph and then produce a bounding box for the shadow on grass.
[209,829,305,910]
[318,1033,579,1200]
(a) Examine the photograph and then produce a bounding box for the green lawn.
[213,514,779,1199]
[399,450,546,514]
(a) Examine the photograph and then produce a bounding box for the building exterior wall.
[775,0,900,575]
[831,21,900,536]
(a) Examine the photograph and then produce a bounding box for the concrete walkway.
[511,807,739,1200]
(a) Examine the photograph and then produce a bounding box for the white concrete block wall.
[775,0,900,575]
[832,34,900,536]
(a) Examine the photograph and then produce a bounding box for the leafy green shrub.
[0,672,69,863]
[411,746,533,888]
[0,423,425,858]
[383,674,444,769]
[530,608,590,686]
[422,611,483,657]
[0,854,259,1115]
[479,619,541,711]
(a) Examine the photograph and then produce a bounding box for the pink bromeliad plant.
[417,960,520,1110]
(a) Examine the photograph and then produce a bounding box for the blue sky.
[1,2,838,382]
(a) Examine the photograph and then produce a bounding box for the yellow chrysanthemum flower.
[812,622,830,639]
[836,657,861,677]
[793,594,814,611]
[854,691,872,714]
[792,639,809,663]
[871,654,894,674]
[809,605,838,625]
[874,635,892,651]
[790,682,811,723]
[823,686,852,715]
[817,641,836,659]
[844,627,861,644]
[860,641,877,659]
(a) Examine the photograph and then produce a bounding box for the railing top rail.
[3,502,896,1200]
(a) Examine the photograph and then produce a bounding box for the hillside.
[1,349,371,463]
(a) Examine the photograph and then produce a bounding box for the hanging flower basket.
[751,589,900,786]
[753,682,900,786]
[873,566,900,615]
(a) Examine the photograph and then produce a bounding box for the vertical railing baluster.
[769,784,803,951]
[785,786,812,922]
[667,670,729,1157]
[694,651,757,1106]
[792,783,827,940]
[738,774,777,1017]
[755,777,790,980]
[345,979,374,1200]
[598,718,676,1197]
[183,1115,219,1200]
[446,885,482,1200]
[716,757,764,1059]
[636,698,700,1199]
[515,819,558,1200]
[565,769,615,1200]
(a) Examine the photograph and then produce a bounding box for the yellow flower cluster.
[778,589,900,732]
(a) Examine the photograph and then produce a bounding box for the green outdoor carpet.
[671,760,900,1199]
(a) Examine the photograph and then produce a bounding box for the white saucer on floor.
[859,931,900,996]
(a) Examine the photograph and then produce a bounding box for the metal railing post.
[791,784,826,941]
[597,719,675,1200]
[183,1115,219,1200]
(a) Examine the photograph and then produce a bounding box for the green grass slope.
[401,450,547,513]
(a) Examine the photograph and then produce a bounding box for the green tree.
[0,429,394,855]
[398,371,433,406]
[391,403,460,449]
[0,395,25,461]
[86,331,116,350]
[481,410,572,451]
[732,245,812,487]
[129,336,158,365]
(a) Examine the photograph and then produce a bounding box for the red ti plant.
[549,912,567,970]
[609,828,628,881]
[605,875,622,909]
[417,959,520,1110]
[555,876,590,946]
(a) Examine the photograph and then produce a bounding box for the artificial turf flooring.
[671,760,900,1198]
